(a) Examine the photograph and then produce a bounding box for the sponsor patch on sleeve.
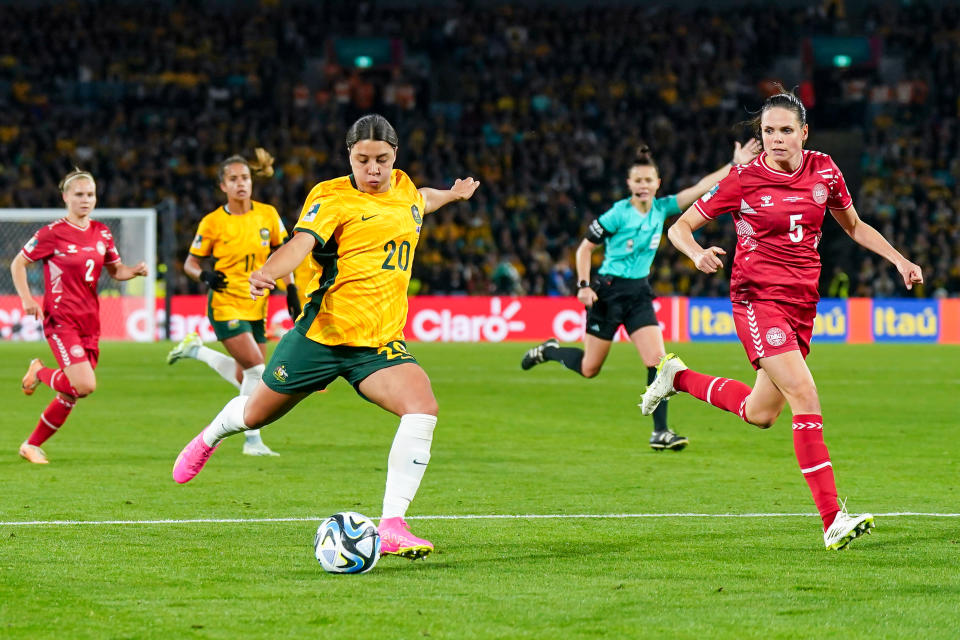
[700,184,720,203]
[303,202,321,223]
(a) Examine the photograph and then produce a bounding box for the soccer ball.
[314,511,381,574]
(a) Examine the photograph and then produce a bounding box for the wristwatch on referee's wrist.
[577,280,590,290]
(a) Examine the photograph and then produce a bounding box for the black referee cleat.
[521,338,559,370]
[649,429,689,452]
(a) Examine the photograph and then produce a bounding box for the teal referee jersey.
[595,195,680,279]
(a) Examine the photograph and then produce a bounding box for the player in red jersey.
[642,89,923,550]
[11,169,148,464]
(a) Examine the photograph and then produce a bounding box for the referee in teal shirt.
[522,140,760,450]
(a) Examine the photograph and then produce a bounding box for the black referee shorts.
[584,275,658,340]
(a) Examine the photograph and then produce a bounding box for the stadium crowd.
[1,1,958,298]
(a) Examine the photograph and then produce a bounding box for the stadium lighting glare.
[833,54,852,68]
[354,55,373,68]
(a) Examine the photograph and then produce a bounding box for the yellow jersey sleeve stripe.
[294,227,327,247]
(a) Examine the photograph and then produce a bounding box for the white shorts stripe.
[745,302,765,358]
[800,461,833,474]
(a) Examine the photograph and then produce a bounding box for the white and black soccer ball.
[314,511,381,574]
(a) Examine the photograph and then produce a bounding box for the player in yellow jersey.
[290,253,315,313]
[167,149,301,456]
[173,114,479,561]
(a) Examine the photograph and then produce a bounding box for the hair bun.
[249,148,275,178]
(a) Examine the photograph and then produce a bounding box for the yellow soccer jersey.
[189,201,288,321]
[292,255,315,310]
[294,169,426,347]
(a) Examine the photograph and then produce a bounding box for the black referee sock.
[647,366,669,431]
[545,345,585,376]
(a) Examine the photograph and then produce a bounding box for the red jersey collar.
[63,217,91,231]
[758,150,807,179]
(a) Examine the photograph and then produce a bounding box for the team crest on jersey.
[273,364,288,383]
[765,327,787,347]
[192,234,203,249]
[303,202,321,222]
[96,241,106,255]
[812,182,828,205]
[760,195,774,207]
[626,239,634,250]
[701,184,720,203]
[410,205,422,225]
[259,227,270,240]
[70,345,85,359]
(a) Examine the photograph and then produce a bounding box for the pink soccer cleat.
[172,431,219,484]
[19,441,49,464]
[378,517,433,559]
[21,358,44,395]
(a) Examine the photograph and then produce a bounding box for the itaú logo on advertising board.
[411,298,525,342]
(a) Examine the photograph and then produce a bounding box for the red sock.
[37,367,79,396]
[27,395,76,446]
[674,369,752,421]
[792,414,840,530]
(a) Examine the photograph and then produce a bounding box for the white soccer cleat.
[19,441,49,464]
[167,332,203,365]
[242,438,280,457]
[640,353,687,416]
[824,504,875,551]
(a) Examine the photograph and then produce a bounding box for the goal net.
[0,209,157,342]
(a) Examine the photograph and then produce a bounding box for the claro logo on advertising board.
[410,298,525,342]
[0,296,955,344]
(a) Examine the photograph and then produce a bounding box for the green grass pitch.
[1,340,958,639]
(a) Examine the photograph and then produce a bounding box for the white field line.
[0,512,958,527]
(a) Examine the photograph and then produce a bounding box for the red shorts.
[732,300,816,370]
[46,326,100,370]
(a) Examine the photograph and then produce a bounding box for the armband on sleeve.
[584,219,608,244]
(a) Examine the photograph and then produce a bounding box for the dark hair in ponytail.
[345,114,399,150]
[629,143,658,175]
[748,83,807,139]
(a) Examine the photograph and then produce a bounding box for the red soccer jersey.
[693,150,852,304]
[19,218,121,337]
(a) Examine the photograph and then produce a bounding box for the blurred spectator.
[0,1,956,297]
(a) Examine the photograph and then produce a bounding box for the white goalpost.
[0,209,157,342]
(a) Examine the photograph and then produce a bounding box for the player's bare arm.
[182,254,205,281]
[184,253,227,291]
[10,253,42,321]
[574,238,599,308]
[418,177,480,215]
[830,204,923,290]
[104,261,148,281]
[668,208,726,274]
[674,139,761,211]
[250,231,315,299]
